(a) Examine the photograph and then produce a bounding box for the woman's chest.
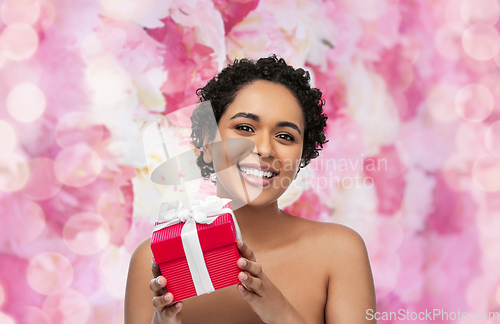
[179,250,328,323]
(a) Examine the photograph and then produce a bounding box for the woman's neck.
[214,182,291,252]
[235,202,288,252]
[223,199,288,253]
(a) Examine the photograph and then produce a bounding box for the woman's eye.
[235,126,293,141]
[277,133,294,141]
[235,125,254,132]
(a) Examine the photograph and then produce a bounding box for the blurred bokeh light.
[22,307,51,324]
[0,153,29,192]
[55,112,104,148]
[42,289,90,324]
[0,0,41,26]
[485,120,500,157]
[455,83,494,122]
[99,246,130,299]
[428,84,461,123]
[0,120,16,156]
[0,312,16,324]
[472,154,500,192]
[6,83,46,123]
[63,212,110,255]
[54,144,102,187]
[462,24,500,61]
[460,0,500,25]
[11,198,46,243]
[27,252,74,296]
[0,23,38,61]
[443,153,472,192]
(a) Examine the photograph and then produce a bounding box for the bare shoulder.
[125,237,155,324]
[316,221,367,255]
[131,237,153,263]
[288,215,367,251]
[286,215,370,274]
[287,217,376,322]
[300,219,376,321]
[126,236,153,298]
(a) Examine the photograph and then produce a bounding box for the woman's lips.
[237,165,276,187]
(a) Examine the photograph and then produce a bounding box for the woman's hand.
[236,239,306,324]
[150,259,182,324]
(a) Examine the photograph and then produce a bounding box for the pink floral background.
[1,0,500,323]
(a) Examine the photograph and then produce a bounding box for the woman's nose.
[252,132,275,158]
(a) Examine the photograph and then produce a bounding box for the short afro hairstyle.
[191,54,328,184]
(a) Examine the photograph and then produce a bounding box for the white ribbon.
[153,196,241,296]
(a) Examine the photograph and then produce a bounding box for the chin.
[227,193,280,211]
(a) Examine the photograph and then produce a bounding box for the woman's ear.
[202,137,213,164]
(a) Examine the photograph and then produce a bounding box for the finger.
[151,258,162,278]
[149,276,168,297]
[237,239,256,262]
[238,258,263,279]
[163,301,182,317]
[237,283,260,304]
[152,293,182,317]
[239,271,264,297]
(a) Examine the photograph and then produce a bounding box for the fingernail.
[238,240,244,247]
[240,258,247,267]
[241,272,248,280]
[156,277,162,287]
[175,303,181,309]
[164,293,171,302]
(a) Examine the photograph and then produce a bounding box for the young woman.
[125,55,376,323]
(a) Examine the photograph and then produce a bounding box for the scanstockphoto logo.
[366,308,500,321]
[307,156,387,190]
[308,155,388,173]
[262,156,389,191]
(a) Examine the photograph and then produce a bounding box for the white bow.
[154,196,235,232]
[152,196,241,296]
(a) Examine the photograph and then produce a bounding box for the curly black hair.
[191,54,328,184]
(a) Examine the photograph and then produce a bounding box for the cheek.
[211,143,229,171]
[278,146,302,169]
[211,138,255,172]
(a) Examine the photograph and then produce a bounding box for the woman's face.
[204,80,305,209]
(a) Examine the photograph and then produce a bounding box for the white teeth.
[239,166,275,179]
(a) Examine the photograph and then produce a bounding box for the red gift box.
[150,201,241,302]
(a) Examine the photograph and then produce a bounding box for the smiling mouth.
[237,164,278,179]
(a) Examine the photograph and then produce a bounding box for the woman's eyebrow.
[230,112,302,135]
[276,121,301,135]
[230,112,259,121]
